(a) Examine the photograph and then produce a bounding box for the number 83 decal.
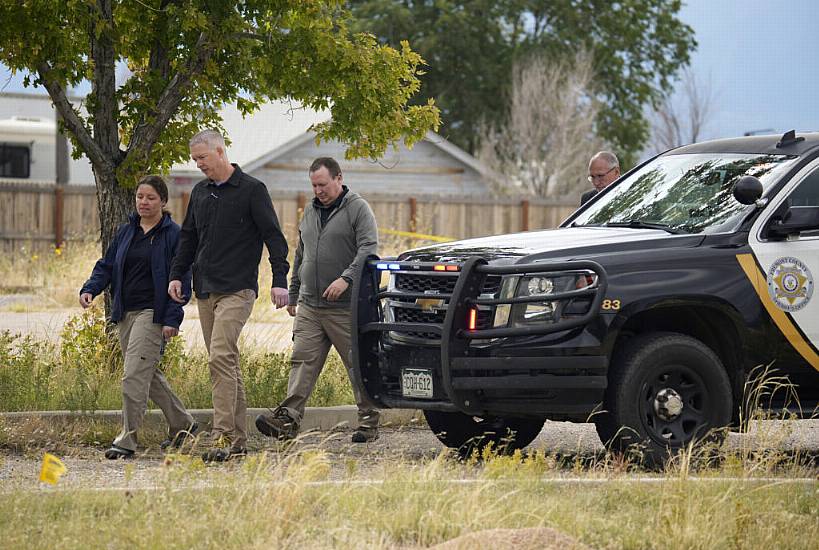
[601,299,621,311]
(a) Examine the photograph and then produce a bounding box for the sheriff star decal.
[767,256,814,312]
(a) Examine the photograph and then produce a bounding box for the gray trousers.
[197,289,255,447]
[281,303,379,430]
[113,309,193,451]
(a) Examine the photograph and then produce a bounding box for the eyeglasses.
[587,166,617,183]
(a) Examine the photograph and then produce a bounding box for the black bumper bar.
[351,255,609,416]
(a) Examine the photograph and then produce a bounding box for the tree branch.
[125,32,213,163]
[37,63,113,174]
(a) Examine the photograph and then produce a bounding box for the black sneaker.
[351,427,379,443]
[104,445,135,459]
[160,421,200,451]
[255,407,298,440]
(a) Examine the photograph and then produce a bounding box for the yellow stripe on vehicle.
[380,228,455,243]
[736,253,819,371]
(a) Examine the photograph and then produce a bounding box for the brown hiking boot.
[201,435,243,463]
[255,407,299,441]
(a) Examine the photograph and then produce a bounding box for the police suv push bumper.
[351,255,609,418]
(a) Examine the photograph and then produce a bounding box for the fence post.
[409,196,417,233]
[54,185,64,248]
[180,191,190,222]
[297,191,306,219]
[520,199,530,231]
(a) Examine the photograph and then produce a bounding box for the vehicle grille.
[388,272,499,341]
[394,273,501,295]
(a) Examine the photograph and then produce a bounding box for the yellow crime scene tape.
[40,453,67,485]
[379,228,455,243]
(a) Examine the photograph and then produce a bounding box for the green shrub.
[0,308,355,412]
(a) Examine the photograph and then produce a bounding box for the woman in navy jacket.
[80,176,196,459]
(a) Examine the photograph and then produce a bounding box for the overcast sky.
[678,0,819,139]
[2,1,817,143]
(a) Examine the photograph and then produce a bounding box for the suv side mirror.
[767,206,819,239]
[733,176,763,205]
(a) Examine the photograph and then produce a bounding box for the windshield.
[571,153,799,234]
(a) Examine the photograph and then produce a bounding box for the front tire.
[594,332,732,465]
[424,410,545,457]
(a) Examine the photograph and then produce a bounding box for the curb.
[0,406,424,433]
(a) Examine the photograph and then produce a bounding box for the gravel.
[2,419,817,492]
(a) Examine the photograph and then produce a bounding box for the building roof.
[171,100,330,177]
[171,100,487,180]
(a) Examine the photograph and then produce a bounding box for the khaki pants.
[281,303,379,430]
[198,289,255,447]
[113,309,193,452]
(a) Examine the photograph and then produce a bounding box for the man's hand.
[287,304,297,317]
[162,326,179,341]
[168,280,185,303]
[322,278,349,301]
[271,287,288,308]
[79,292,93,308]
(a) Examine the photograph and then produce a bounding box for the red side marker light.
[445,265,459,271]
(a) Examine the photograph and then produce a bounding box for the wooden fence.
[0,181,578,253]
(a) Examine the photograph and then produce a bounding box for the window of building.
[0,144,31,178]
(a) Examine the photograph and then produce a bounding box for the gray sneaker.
[255,407,299,440]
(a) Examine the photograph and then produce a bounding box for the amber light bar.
[467,308,477,330]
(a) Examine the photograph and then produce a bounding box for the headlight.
[526,276,554,296]
[491,272,597,329]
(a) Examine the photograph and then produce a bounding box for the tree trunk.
[93,166,133,324]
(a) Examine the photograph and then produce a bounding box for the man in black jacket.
[581,151,620,205]
[169,129,289,462]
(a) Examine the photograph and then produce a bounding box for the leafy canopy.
[0,0,439,183]
[349,0,696,166]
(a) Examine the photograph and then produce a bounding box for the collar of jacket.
[128,211,173,229]
[312,185,350,210]
[206,163,243,187]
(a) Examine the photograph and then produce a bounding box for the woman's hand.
[79,293,94,308]
[162,326,179,341]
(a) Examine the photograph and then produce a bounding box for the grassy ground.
[0,447,816,549]
[0,305,354,411]
[0,233,425,411]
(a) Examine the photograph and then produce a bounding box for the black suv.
[351,131,819,462]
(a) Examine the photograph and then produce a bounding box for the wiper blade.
[606,220,687,234]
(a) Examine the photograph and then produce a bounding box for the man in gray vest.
[256,157,380,442]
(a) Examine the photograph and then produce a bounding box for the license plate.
[402,368,434,398]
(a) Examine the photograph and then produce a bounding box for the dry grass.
[0,444,815,550]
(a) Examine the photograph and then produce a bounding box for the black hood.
[397,226,705,263]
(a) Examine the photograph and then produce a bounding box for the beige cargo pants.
[198,289,255,448]
[113,309,194,452]
[280,303,379,430]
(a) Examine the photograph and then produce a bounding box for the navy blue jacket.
[80,213,191,328]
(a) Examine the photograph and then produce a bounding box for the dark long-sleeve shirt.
[169,164,289,298]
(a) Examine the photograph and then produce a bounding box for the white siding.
[0,93,95,185]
